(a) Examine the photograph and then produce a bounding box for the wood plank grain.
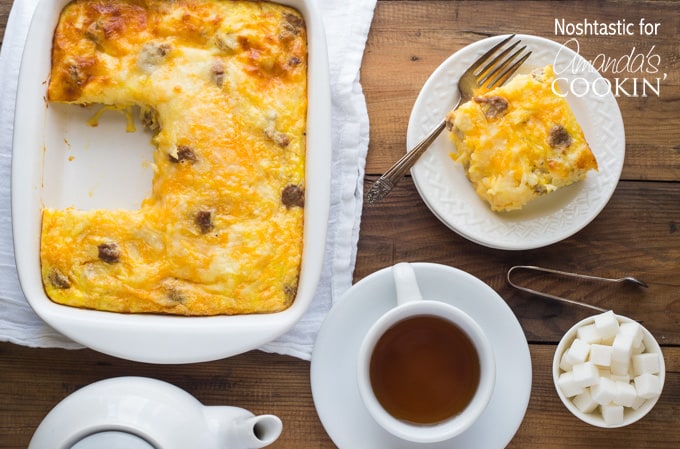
[1,342,678,448]
[0,344,336,449]
[362,1,680,180]
[0,1,9,46]
[358,177,680,343]
[1,2,679,449]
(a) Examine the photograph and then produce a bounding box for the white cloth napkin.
[0,0,376,360]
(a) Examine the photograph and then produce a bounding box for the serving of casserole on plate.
[445,64,599,213]
[408,35,625,251]
[12,0,331,363]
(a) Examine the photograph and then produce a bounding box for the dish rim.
[11,0,331,363]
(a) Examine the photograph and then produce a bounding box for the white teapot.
[29,377,282,449]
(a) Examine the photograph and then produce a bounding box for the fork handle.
[365,119,447,204]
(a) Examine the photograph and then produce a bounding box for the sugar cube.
[610,373,630,383]
[601,404,624,426]
[630,395,648,410]
[634,373,662,399]
[614,381,637,407]
[609,357,630,376]
[589,344,612,367]
[558,371,584,398]
[559,352,574,372]
[594,311,619,340]
[611,333,634,362]
[598,367,611,378]
[577,323,602,344]
[632,352,660,376]
[572,362,600,388]
[632,340,646,355]
[591,377,617,405]
[572,389,599,413]
[567,338,591,364]
[619,322,644,347]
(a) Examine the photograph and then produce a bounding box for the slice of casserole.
[41,0,307,315]
[445,64,598,212]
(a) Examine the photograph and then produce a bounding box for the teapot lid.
[71,431,155,449]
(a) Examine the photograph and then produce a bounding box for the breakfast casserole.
[445,64,598,212]
[41,0,308,315]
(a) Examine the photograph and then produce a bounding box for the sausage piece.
[169,145,198,164]
[548,125,572,148]
[284,283,297,302]
[137,42,171,73]
[48,269,71,289]
[167,287,185,304]
[98,242,120,264]
[265,128,290,148]
[195,210,214,234]
[474,95,509,119]
[282,184,304,208]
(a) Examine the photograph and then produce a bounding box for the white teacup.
[357,262,495,443]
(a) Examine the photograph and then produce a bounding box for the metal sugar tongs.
[506,265,648,312]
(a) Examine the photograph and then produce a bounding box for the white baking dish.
[11,0,331,363]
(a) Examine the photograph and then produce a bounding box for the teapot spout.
[204,407,282,449]
[233,414,282,449]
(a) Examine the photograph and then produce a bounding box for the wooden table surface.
[1,1,679,448]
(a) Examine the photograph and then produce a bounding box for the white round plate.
[408,34,625,250]
[310,263,532,449]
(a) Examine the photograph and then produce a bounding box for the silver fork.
[365,34,532,205]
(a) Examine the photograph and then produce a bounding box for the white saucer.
[310,263,532,449]
[408,34,625,250]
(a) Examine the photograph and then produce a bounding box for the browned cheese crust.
[41,0,308,315]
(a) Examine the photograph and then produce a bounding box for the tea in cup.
[356,263,495,443]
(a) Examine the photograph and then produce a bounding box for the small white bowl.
[552,313,665,428]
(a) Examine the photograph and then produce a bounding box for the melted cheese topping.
[446,65,598,212]
[41,0,307,315]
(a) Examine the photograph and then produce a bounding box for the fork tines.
[474,34,532,90]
